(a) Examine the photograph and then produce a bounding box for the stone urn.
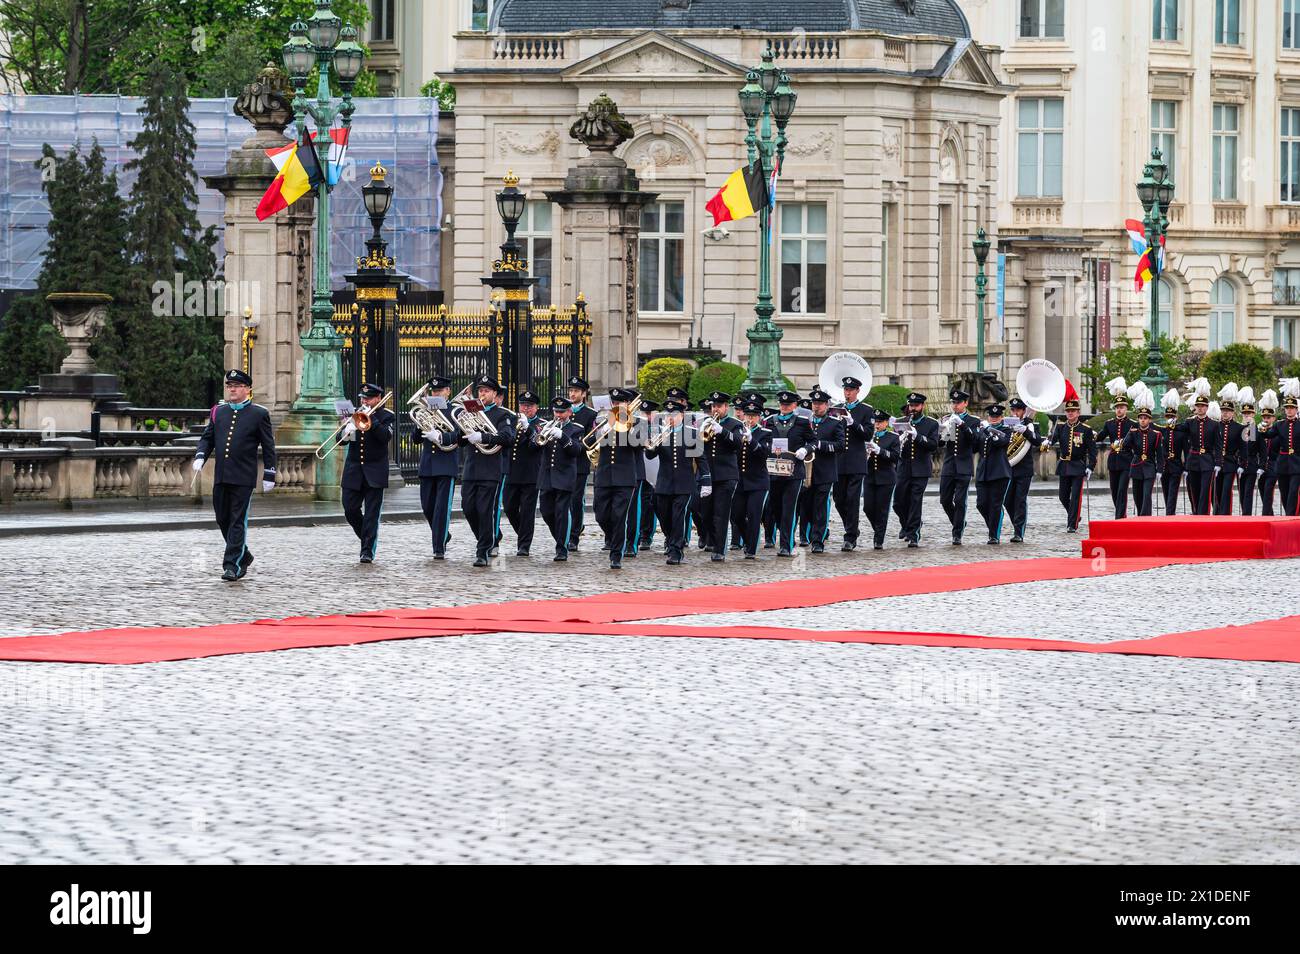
[46,292,112,374]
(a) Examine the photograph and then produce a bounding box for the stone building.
[443,0,1009,391]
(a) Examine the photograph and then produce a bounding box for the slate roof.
[493,0,971,39]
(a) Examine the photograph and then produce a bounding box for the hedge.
[865,384,910,418]
[687,361,748,404]
[637,357,695,404]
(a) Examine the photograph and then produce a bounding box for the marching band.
[194,362,1300,577]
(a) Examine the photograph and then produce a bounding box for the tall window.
[1287,0,1300,49]
[1156,277,1175,340]
[470,0,495,31]
[1017,98,1064,198]
[518,201,552,304]
[1212,104,1239,201]
[1019,0,1065,38]
[1209,278,1236,349]
[1152,0,1179,41]
[1283,109,1300,203]
[1276,318,1299,355]
[371,0,394,41]
[1274,267,1300,304]
[1214,0,1241,45]
[780,203,828,315]
[937,205,956,320]
[1151,101,1177,195]
[638,202,685,313]
[881,203,892,318]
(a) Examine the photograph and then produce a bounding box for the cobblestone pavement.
[2,498,1298,863]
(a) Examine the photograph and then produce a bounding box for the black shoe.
[666,556,681,566]
[744,553,756,560]
[841,542,856,552]
[764,541,776,549]
[239,551,254,569]
[811,544,825,554]
[516,549,529,557]
[473,557,489,567]
[1067,526,1077,534]
[553,553,568,562]
[777,548,793,558]
[640,537,653,548]
[907,541,919,549]
[873,543,884,550]
[624,550,637,559]
[952,535,962,546]
[601,543,611,551]
[730,543,743,551]
[568,541,579,551]
[489,547,499,558]
[610,559,622,570]
[898,529,907,540]
[360,554,374,563]
[711,553,725,563]
[1011,535,1024,544]
[433,552,445,560]
[221,568,240,582]
[987,538,1000,545]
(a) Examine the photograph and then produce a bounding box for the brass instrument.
[407,383,456,452]
[534,418,565,446]
[450,381,502,455]
[582,396,643,466]
[699,415,723,441]
[316,390,394,460]
[1010,359,1066,465]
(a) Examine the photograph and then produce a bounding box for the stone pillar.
[18,292,125,431]
[545,94,657,390]
[202,64,315,424]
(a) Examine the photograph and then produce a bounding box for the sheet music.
[771,437,789,455]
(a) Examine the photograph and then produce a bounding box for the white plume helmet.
[1161,387,1181,412]
[1140,384,1157,413]
[1126,380,1146,403]
[1207,400,1222,422]
[1104,376,1129,398]
[1237,385,1256,408]
[1260,389,1280,412]
[1281,377,1300,400]
[1217,381,1239,404]
[1184,377,1211,405]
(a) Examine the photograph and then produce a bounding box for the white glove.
[1214,466,1221,476]
[700,486,713,498]
[191,458,204,472]
[422,430,438,443]
[1237,467,1244,477]
[1085,469,1092,480]
[1258,468,1265,477]
[342,422,357,441]
[865,441,879,455]
[466,432,484,445]
[1012,422,1027,433]
[794,447,808,461]
[262,480,274,493]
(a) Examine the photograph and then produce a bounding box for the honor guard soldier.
[700,390,744,561]
[1121,400,1162,516]
[1046,388,1097,533]
[1212,385,1251,515]
[1156,388,1186,516]
[1176,384,1219,515]
[832,376,874,551]
[1098,384,1136,519]
[1256,390,1280,515]
[630,399,660,552]
[339,383,396,563]
[537,397,585,561]
[974,405,1012,544]
[937,387,983,546]
[805,388,846,553]
[892,392,941,548]
[503,390,543,556]
[646,400,710,565]
[734,399,772,559]
[862,410,900,549]
[565,376,598,550]
[1271,380,1300,515]
[691,397,714,548]
[1237,388,1260,514]
[460,376,515,567]
[1004,397,1040,543]
[763,391,813,557]
[193,369,277,581]
[416,376,461,559]
[592,387,643,569]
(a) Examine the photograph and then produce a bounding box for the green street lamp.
[1138,146,1173,392]
[972,228,991,374]
[738,48,796,403]
[284,2,366,418]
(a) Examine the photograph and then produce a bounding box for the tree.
[1078,332,1190,409]
[1199,343,1276,397]
[420,75,457,111]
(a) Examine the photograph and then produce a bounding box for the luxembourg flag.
[310,127,351,186]
[1125,218,1146,255]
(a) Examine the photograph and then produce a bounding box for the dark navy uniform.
[592,390,644,568]
[762,400,812,556]
[1157,414,1186,516]
[646,420,711,564]
[1003,403,1042,542]
[804,400,846,552]
[1047,417,1097,532]
[1270,411,1300,515]
[938,400,982,545]
[1121,419,1162,516]
[700,394,743,557]
[734,415,771,558]
[537,404,585,560]
[567,384,599,549]
[415,382,462,558]
[974,414,1012,543]
[892,397,941,546]
[503,400,544,555]
[460,383,516,565]
[1176,410,1219,515]
[195,380,277,579]
[832,400,874,549]
[1256,417,1279,515]
[1098,412,1136,519]
[1212,413,1250,515]
[340,387,396,562]
[862,414,899,549]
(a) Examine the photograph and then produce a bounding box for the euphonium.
[450,382,502,455]
[407,383,456,451]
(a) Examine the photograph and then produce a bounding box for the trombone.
[316,390,394,460]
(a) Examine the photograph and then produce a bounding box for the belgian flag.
[705,164,769,226]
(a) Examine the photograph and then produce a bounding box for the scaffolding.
[0,94,443,292]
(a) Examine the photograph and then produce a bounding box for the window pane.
[1224,135,1238,199]
[639,240,659,311]
[806,262,827,313]
[663,239,684,312]
[664,202,685,234]
[1165,0,1178,39]
[532,238,552,305]
[781,203,802,233]
[1018,132,1039,196]
[1213,137,1223,199]
[641,205,659,232]
[1020,0,1038,37]
[1042,132,1063,196]
[808,239,827,266]
[1045,0,1065,37]
[780,258,801,312]
[781,239,800,265]
[1226,0,1239,43]
[471,0,489,32]
[1018,98,1039,129]
[532,202,551,231]
[806,203,827,234]
[1043,98,1064,128]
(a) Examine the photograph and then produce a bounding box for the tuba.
[450,381,502,455]
[818,352,873,404]
[1008,359,1066,465]
[407,383,456,451]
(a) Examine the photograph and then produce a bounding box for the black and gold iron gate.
[332,290,592,478]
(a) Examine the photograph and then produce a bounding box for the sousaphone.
[818,352,873,405]
[1009,358,1066,464]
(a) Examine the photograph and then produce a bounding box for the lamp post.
[481,171,536,405]
[738,48,796,403]
[972,228,990,374]
[283,3,365,416]
[1138,147,1173,391]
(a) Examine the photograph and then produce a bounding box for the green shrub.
[688,361,748,405]
[865,384,910,418]
[1079,333,1190,410]
[1199,343,1275,397]
[1282,358,1300,380]
[637,357,695,404]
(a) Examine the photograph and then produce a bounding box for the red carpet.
[2,555,1292,665]
[1082,515,1300,559]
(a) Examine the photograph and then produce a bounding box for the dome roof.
[493,0,970,39]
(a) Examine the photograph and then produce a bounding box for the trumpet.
[450,381,502,455]
[407,383,456,451]
[315,390,394,460]
[699,416,723,441]
[582,396,643,457]
[534,418,565,446]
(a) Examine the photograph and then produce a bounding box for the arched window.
[1209,278,1236,350]
[1156,276,1175,340]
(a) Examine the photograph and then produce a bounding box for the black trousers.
[893,473,928,543]
[1131,475,1155,516]
[1004,472,1032,539]
[1108,468,1131,519]
[654,492,692,560]
[938,471,971,539]
[633,481,656,544]
[568,470,590,548]
[692,491,711,549]
[620,483,647,556]
[419,475,456,555]
[594,484,635,562]
[862,481,893,547]
[1185,469,1213,515]
[767,478,801,552]
[736,488,768,556]
[1161,468,1183,516]
[503,482,539,552]
[539,488,574,557]
[761,491,777,545]
[342,481,385,559]
[462,478,503,560]
[807,481,834,546]
[730,484,747,549]
[1213,468,1238,515]
[833,474,865,545]
[1259,473,1277,516]
[976,478,1009,540]
[708,479,738,555]
[1238,468,1258,516]
[799,481,814,544]
[212,483,255,573]
[1058,475,1085,530]
[1280,474,1300,516]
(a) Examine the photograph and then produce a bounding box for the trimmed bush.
[1283,358,1300,380]
[688,361,748,405]
[1199,343,1275,397]
[865,384,910,418]
[637,357,695,404]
